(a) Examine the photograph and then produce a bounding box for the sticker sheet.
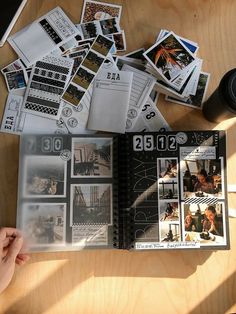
[22,54,74,120]
[8,7,80,67]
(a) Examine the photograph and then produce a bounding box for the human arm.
[0,227,30,294]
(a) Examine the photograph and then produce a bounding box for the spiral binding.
[113,134,134,250]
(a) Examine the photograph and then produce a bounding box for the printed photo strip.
[62,34,114,107]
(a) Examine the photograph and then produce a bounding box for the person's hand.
[0,227,30,294]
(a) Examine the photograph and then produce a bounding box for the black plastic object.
[202,69,236,123]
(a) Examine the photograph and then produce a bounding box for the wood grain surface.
[0,1,236,313]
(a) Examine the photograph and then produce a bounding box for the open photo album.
[17,130,229,251]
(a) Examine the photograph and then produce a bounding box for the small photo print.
[71,137,112,177]
[21,203,66,247]
[5,69,27,90]
[82,50,104,72]
[181,157,223,198]
[113,31,126,51]
[157,158,178,179]
[100,17,119,35]
[70,184,112,225]
[144,32,195,81]
[166,72,210,109]
[158,180,178,199]
[159,201,179,221]
[62,84,85,106]
[183,203,226,245]
[160,222,180,242]
[91,35,114,56]
[72,66,95,89]
[81,0,122,23]
[23,155,66,197]
[80,21,101,39]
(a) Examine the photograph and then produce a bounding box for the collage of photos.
[62,35,114,107]
[19,135,115,249]
[21,203,66,247]
[182,203,226,245]
[180,157,224,199]
[157,158,181,242]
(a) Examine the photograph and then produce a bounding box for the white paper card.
[87,69,133,133]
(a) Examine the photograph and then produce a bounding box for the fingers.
[4,236,24,263]
[0,228,22,258]
[16,254,30,266]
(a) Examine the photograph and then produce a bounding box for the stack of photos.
[18,135,114,250]
[144,29,210,110]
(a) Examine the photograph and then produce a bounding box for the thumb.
[5,236,23,263]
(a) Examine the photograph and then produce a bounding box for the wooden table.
[0,1,236,313]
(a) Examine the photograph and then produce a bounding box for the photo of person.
[158,181,178,199]
[181,158,223,198]
[157,158,177,179]
[160,202,179,221]
[21,203,66,247]
[71,184,112,225]
[100,18,119,35]
[24,156,66,197]
[71,137,112,177]
[160,222,180,242]
[183,203,225,244]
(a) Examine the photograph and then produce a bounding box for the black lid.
[220,68,236,111]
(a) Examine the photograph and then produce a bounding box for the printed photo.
[159,201,179,221]
[181,157,223,198]
[80,21,101,39]
[82,50,104,72]
[71,137,112,177]
[158,180,178,199]
[91,35,114,56]
[62,83,85,106]
[144,32,195,81]
[5,69,27,90]
[166,72,210,109]
[157,158,178,179]
[160,221,180,242]
[72,66,95,89]
[100,18,119,35]
[21,203,66,247]
[183,203,226,245]
[70,184,112,225]
[81,0,122,23]
[23,155,66,197]
[71,54,87,76]
[113,31,126,51]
